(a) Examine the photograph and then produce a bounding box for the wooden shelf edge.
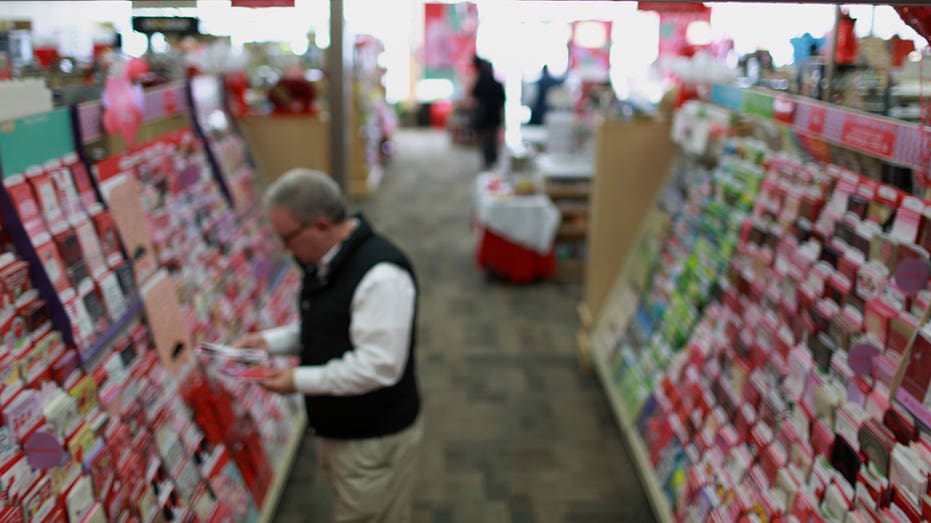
[258,406,308,523]
[592,351,675,523]
[577,301,592,329]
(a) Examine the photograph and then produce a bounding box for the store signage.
[742,91,774,120]
[231,0,295,6]
[773,96,794,125]
[131,17,199,36]
[840,117,897,159]
[132,1,196,7]
[710,84,743,113]
[806,106,827,135]
[637,2,709,14]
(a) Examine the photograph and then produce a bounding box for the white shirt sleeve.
[293,262,415,396]
[260,324,301,355]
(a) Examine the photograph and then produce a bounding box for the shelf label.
[164,88,178,115]
[807,106,826,135]
[743,91,774,120]
[840,118,897,158]
[773,95,795,124]
[894,257,929,293]
[848,342,878,377]
[710,84,743,112]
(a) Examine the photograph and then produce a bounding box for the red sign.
[808,106,826,135]
[231,0,294,6]
[773,96,795,125]
[638,2,709,14]
[569,20,613,81]
[840,119,897,158]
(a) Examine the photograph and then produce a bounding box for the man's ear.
[312,216,334,231]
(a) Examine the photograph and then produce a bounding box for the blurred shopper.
[529,64,564,126]
[470,55,506,170]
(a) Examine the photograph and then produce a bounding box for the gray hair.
[263,168,347,224]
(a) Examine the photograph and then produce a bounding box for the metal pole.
[328,0,350,190]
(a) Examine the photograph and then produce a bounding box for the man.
[470,55,506,170]
[529,65,564,126]
[235,168,421,522]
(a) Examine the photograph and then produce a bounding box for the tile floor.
[270,129,655,523]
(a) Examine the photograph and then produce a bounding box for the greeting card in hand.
[196,343,274,381]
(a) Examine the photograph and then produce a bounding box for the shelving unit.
[0,80,307,522]
[588,90,931,521]
[583,119,676,326]
[257,408,308,523]
[592,346,674,523]
[543,173,591,282]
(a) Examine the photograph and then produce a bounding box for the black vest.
[299,215,420,439]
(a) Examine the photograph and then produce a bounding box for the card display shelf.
[587,107,931,520]
[584,119,676,324]
[593,346,675,523]
[258,407,308,523]
[0,89,309,521]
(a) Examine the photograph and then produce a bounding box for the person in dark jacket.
[529,64,564,126]
[235,168,421,523]
[470,55,506,170]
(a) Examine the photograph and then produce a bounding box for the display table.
[472,173,560,283]
[536,152,594,180]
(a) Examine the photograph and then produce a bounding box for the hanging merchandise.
[834,11,859,66]
[101,66,144,149]
[638,2,711,61]
[423,2,478,87]
[568,20,612,82]
[895,6,931,47]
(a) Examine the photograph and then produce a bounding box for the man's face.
[268,206,331,265]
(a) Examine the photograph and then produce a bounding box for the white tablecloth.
[473,173,561,255]
[536,152,594,180]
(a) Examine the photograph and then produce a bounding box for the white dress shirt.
[260,237,416,396]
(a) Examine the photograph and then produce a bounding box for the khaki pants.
[316,417,423,523]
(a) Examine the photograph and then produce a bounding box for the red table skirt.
[476,227,555,283]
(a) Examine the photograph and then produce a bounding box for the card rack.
[591,99,931,522]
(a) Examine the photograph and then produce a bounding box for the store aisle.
[273,129,655,523]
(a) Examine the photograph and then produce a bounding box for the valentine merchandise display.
[0,227,246,521]
[591,98,931,522]
[606,136,765,419]
[0,109,136,365]
[83,87,305,508]
[0,82,307,521]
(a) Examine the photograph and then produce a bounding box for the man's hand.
[260,368,296,395]
[232,332,269,351]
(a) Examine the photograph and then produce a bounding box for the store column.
[329,0,351,189]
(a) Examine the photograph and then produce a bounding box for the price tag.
[894,258,930,293]
[848,342,879,377]
[24,432,64,470]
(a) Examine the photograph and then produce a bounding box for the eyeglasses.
[278,224,309,246]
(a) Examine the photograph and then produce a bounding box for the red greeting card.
[27,169,65,233]
[4,176,47,238]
